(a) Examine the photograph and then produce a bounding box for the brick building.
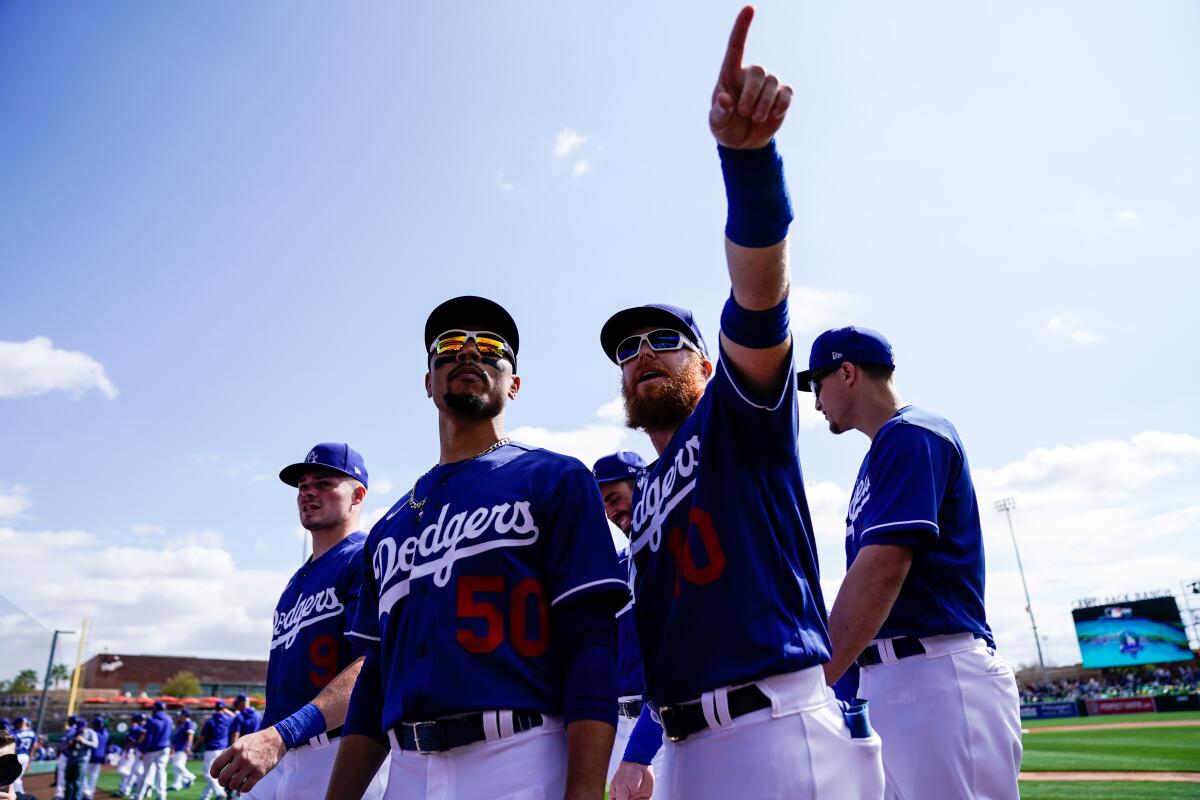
[82,653,266,697]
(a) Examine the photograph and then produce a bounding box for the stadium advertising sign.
[1072,596,1195,669]
[1085,697,1156,716]
[1020,701,1079,720]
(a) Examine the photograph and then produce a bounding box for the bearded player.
[597,8,884,798]
[210,444,387,799]
[325,295,628,800]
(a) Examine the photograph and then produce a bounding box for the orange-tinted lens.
[475,336,507,358]
[434,334,467,355]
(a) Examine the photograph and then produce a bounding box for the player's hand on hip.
[610,760,655,800]
[709,5,793,150]
[209,726,286,792]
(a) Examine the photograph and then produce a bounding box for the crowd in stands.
[1021,664,1199,703]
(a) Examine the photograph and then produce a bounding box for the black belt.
[658,685,771,743]
[393,712,542,753]
[295,725,343,749]
[618,699,645,719]
[857,636,926,667]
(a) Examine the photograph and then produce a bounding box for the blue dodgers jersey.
[90,728,110,763]
[263,532,368,728]
[201,712,233,750]
[349,442,628,729]
[629,349,830,705]
[126,724,144,749]
[143,711,172,750]
[615,549,645,699]
[171,720,195,750]
[14,727,36,755]
[232,707,262,736]
[845,405,992,642]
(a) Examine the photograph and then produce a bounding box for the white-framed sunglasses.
[429,329,512,361]
[615,328,704,365]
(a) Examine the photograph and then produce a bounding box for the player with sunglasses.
[327,295,629,800]
[601,8,884,800]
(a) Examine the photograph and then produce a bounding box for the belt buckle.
[405,721,440,754]
[656,704,686,743]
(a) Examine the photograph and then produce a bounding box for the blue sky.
[2,1,1198,680]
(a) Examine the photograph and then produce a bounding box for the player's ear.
[424,371,433,399]
[352,482,366,506]
[508,374,521,400]
[702,357,714,379]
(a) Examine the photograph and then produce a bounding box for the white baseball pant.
[137,747,170,799]
[171,750,197,790]
[84,761,103,798]
[656,664,885,799]
[857,633,1022,800]
[54,753,68,799]
[384,711,566,799]
[117,750,139,795]
[200,749,227,800]
[12,752,29,794]
[242,731,388,800]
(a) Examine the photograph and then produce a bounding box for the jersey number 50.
[456,576,550,657]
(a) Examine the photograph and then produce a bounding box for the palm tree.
[50,663,70,690]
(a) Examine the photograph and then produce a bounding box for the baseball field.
[18,712,1196,798]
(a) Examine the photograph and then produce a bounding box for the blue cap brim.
[279,463,363,487]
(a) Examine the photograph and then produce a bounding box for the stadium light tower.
[995,497,1047,681]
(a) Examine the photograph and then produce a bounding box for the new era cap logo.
[354,466,362,475]
[832,351,843,359]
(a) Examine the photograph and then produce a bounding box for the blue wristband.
[622,705,664,765]
[273,703,326,750]
[719,139,793,248]
[720,291,790,349]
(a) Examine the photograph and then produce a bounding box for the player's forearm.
[824,544,914,685]
[322,734,387,800]
[564,719,616,800]
[311,655,365,729]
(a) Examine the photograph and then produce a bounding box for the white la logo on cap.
[306,451,318,463]
[832,351,843,359]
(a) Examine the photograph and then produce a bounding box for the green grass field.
[1018,782,1200,800]
[1021,724,1200,772]
[95,760,208,798]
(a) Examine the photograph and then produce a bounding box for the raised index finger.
[720,5,756,78]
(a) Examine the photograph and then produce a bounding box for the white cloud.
[130,523,166,536]
[1046,314,1100,345]
[510,398,650,469]
[789,286,856,335]
[493,169,514,193]
[572,160,590,177]
[967,431,1200,668]
[0,484,31,519]
[1115,209,1138,222]
[0,337,117,399]
[372,477,394,496]
[554,129,587,159]
[0,522,292,680]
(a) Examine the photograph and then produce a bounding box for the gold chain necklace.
[406,437,512,521]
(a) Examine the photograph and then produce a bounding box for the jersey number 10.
[457,576,550,657]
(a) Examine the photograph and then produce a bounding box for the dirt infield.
[1026,719,1200,734]
[1021,771,1200,782]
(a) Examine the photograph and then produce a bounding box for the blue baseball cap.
[235,694,248,703]
[152,701,166,711]
[213,700,225,709]
[92,716,105,726]
[177,709,190,717]
[425,295,520,370]
[600,303,709,365]
[67,715,79,725]
[796,326,895,391]
[279,443,368,488]
[592,451,646,484]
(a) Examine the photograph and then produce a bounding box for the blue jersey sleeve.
[347,538,382,650]
[858,423,952,550]
[709,343,798,459]
[341,550,367,658]
[541,464,629,608]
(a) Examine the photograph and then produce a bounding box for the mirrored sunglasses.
[615,328,702,365]
[430,329,510,360]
